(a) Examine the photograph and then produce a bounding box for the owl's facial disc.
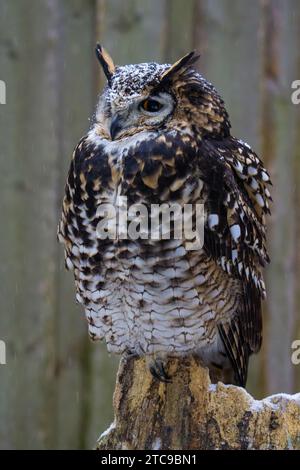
[109,92,175,140]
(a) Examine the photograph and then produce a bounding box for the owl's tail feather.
[218,318,250,387]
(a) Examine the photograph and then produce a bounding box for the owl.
[58,45,272,387]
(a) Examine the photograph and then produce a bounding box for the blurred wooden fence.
[0,0,299,449]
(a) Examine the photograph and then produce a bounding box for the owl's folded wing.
[198,136,272,298]
[197,137,272,385]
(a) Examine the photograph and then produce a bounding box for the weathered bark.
[97,356,300,450]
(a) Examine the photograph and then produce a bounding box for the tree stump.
[97,356,300,450]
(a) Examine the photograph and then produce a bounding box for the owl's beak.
[110,114,123,140]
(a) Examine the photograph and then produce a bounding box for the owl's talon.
[149,359,172,383]
[124,348,140,359]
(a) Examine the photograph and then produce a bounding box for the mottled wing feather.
[199,137,271,295]
[58,136,110,277]
[197,137,271,385]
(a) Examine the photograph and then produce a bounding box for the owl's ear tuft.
[159,51,200,85]
[95,44,115,86]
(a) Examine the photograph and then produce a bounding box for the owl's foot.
[124,347,140,359]
[148,358,172,383]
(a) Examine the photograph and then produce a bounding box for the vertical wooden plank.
[96,0,166,66]
[0,0,21,448]
[54,0,98,450]
[162,0,197,62]
[194,0,263,150]
[295,17,300,391]
[295,113,300,392]
[294,124,300,392]
[261,0,300,395]
[80,343,119,449]
[0,0,63,449]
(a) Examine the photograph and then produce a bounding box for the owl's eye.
[140,98,163,113]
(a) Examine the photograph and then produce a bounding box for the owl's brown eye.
[140,98,163,113]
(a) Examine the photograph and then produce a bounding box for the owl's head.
[95,45,230,140]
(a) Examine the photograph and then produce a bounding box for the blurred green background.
[0,0,299,449]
